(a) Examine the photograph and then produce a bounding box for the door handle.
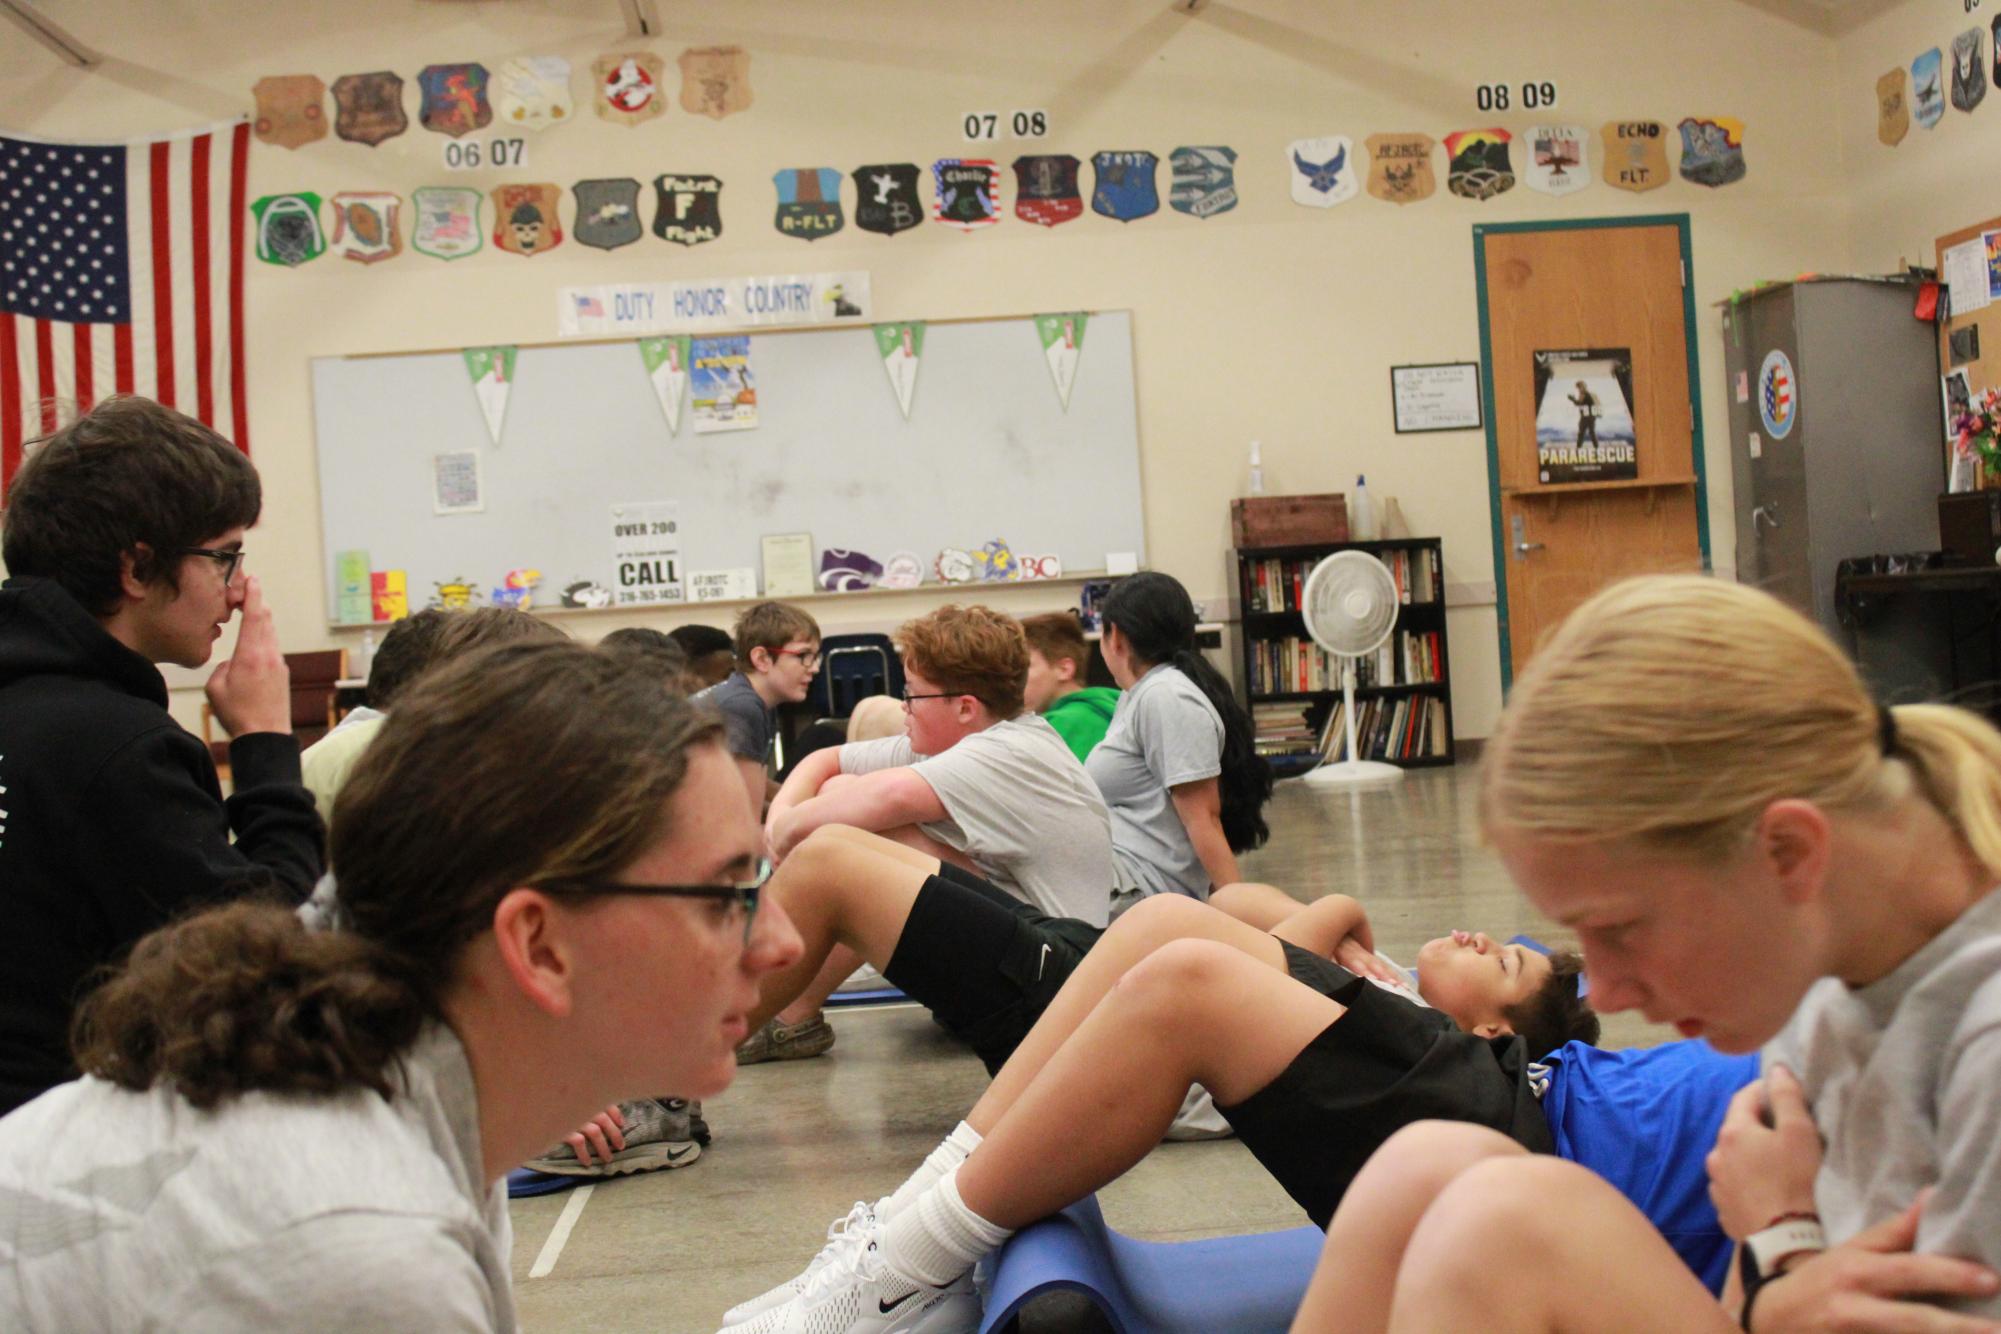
[1752,502,1781,530]
[1509,513,1544,560]
[1514,541,1545,553]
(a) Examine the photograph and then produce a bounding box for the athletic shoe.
[725,1223,978,1334]
[835,961,889,993]
[721,1199,877,1326]
[523,1097,704,1177]
[736,1013,836,1065]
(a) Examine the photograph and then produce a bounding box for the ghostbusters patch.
[679,45,752,119]
[1090,151,1159,222]
[773,168,845,241]
[853,163,923,236]
[492,183,563,257]
[1364,133,1435,204]
[1168,146,1237,218]
[419,64,492,138]
[330,191,401,264]
[495,56,574,131]
[252,75,327,150]
[1600,121,1669,192]
[594,53,665,126]
[1952,28,1987,113]
[1877,69,1910,146]
[933,159,1000,230]
[252,193,324,267]
[1523,124,1590,196]
[574,178,643,250]
[1912,49,1944,128]
[332,71,407,147]
[1445,128,1514,200]
[412,186,482,260]
[1014,154,1084,227]
[1289,136,1356,206]
[1677,117,1746,186]
[653,173,723,246]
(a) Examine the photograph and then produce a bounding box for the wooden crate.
[1230,494,1349,548]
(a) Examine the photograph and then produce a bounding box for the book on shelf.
[1244,544,1442,614]
[1317,695,1450,763]
[1251,700,1317,757]
[1246,631,1446,695]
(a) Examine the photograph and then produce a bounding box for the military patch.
[1288,136,1357,207]
[1600,121,1669,192]
[932,159,1000,231]
[653,173,723,245]
[1168,146,1237,219]
[679,45,752,119]
[1912,49,1944,128]
[1013,154,1083,227]
[419,64,492,138]
[332,71,406,147]
[1363,133,1434,204]
[1523,125,1590,196]
[1444,128,1515,201]
[1090,151,1160,222]
[495,56,573,131]
[594,52,665,126]
[853,163,923,236]
[1952,29,1987,113]
[1676,117,1746,187]
[330,191,401,264]
[574,178,643,251]
[251,193,324,266]
[252,75,327,150]
[1877,69,1910,146]
[492,183,563,257]
[412,186,483,260]
[773,168,844,241]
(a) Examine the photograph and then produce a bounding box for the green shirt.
[1042,686,1121,763]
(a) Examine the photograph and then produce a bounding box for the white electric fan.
[1299,550,1405,788]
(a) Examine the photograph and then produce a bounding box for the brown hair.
[71,641,724,1108]
[430,605,567,660]
[896,605,1029,718]
[1500,951,1598,1060]
[599,626,694,693]
[363,609,451,710]
[1020,611,1090,676]
[733,601,820,669]
[2,395,261,615]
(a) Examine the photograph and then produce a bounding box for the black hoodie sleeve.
[77,723,324,942]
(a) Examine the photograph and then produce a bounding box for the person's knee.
[1402,1156,1587,1267]
[1354,1121,1529,1206]
[1111,937,1237,1023]
[1104,892,1212,946]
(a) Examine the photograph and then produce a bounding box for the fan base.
[1300,759,1406,789]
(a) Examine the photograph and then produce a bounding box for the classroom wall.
[1,1,1877,737]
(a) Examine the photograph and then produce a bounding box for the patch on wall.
[1676,117,1746,187]
[1090,151,1160,222]
[251,192,325,266]
[332,71,406,146]
[492,183,564,257]
[1952,28,1987,113]
[574,179,643,251]
[331,191,401,264]
[1911,48,1944,128]
[252,75,327,150]
[855,163,924,236]
[494,56,574,131]
[1444,128,1514,201]
[773,168,845,242]
[653,174,723,246]
[594,53,665,126]
[1168,146,1238,218]
[418,63,492,138]
[1876,68,1909,146]
[1523,124,1590,197]
[679,45,752,119]
[413,187,482,260]
[1289,136,1357,206]
[933,159,1001,230]
[1600,121,1668,192]
[1364,133,1435,205]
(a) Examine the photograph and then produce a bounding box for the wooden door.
[1481,222,1705,677]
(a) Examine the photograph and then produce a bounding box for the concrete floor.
[507,762,1672,1333]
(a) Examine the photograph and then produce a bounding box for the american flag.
[575,293,605,318]
[0,121,249,492]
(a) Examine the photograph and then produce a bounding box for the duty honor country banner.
[558,270,872,338]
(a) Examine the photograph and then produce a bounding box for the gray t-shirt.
[1763,888,2001,1317]
[697,671,773,765]
[0,1024,516,1331]
[1085,664,1224,900]
[841,714,1116,925]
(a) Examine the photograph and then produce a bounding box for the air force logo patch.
[1289,136,1356,207]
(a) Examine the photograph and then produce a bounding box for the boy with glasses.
[697,602,822,821]
[0,396,322,1115]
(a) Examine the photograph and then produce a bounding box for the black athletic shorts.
[883,862,1103,1075]
[1216,942,1554,1229]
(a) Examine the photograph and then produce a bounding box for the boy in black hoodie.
[0,397,322,1115]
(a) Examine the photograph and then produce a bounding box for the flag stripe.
[1,317,21,487]
[148,140,175,407]
[33,321,55,433]
[226,121,249,452]
[113,320,134,395]
[71,323,93,411]
[189,133,213,424]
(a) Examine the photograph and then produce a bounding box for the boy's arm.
[769,766,948,859]
[767,746,843,828]
[1269,894,1404,984]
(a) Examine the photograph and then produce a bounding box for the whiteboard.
[311,312,1145,616]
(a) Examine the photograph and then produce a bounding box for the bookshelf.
[1235,537,1456,774]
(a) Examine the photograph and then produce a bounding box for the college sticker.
[1167,146,1237,218]
[1600,121,1669,192]
[773,168,845,241]
[1090,150,1159,222]
[332,71,407,146]
[412,186,482,260]
[1677,117,1746,186]
[252,75,327,150]
[1758,349,1797,440]
[1523,124,1589,197]
[933,159,1000,230]
[594,53,665,126]
[1877,69,1910,146]
[574,178,643,251]
[1444,128,1514,200]
[419,63,492,138]
[330,191,401,264]
[1363,133,1434,204]
[854,163,923,236]
[492,183,563,257]
[1013,154,1083,227]
[653,174,723,246]
[1288,136,1357,207]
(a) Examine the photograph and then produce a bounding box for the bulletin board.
[1935,214,2001,458]
[311,312,1145,619]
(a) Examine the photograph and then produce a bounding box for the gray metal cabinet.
[1723,277,1942,639]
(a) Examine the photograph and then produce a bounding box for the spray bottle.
[1351,474,1374,541]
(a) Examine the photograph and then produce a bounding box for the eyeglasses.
[901,687,960,708]
[776,646,821,669]
[537,857,772,947]
[180,546,245,585]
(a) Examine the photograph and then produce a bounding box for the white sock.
[881,1163,1013,1287]
[877,1120,983,1219]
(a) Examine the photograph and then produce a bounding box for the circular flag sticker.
[1758,349,1797,439]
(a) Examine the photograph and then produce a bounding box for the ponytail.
[1887,704,2001,880]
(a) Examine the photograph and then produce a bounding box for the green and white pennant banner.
[463,346,518,445]
[873,321,925,419]
[1035,312,1088,410]
[639,335,692,433]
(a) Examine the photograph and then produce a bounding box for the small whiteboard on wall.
[310,312,1146,619]
[1391,362,1484,433]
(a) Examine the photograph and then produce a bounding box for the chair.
[808,632,903,721]
[200,648,348,766]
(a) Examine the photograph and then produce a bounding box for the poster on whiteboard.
[610,501,685,606]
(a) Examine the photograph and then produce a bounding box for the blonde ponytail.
[1886,704,2001,878]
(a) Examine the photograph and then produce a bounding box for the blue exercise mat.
[823,985,907,1008]
[507,1167,585,1199]
[979,1194,1320,1334]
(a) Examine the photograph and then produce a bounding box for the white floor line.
[529,1183,595,1279]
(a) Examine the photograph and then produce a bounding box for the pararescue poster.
[1532,348,1637,484]
[690,335,757,433]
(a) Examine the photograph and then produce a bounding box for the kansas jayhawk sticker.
[574,178,643,250]
[653,173,722,246]
[330,191,401,264]
[1445,128,1514,200]
[593,53,665,126]
[492,183,563,257]
[1168,146,1237,219]
[1289,136,1357,207]
[332,71,407,146]
[495,56,573,131]
[1677,117,1746,186]
[1090,151,1159,222]
[419,63,492,138]
[773,168,844,241]
[412,187,482,260]
[1600,121,1669,192]
[853,164,922,236]
[1013,154,1083,227]
[1364,134,1434,204]
[933,159,1000,231]
[1524,125,1589,197]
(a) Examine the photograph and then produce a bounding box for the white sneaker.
[721,1200,878,1326]
[726,1223,979,1334]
